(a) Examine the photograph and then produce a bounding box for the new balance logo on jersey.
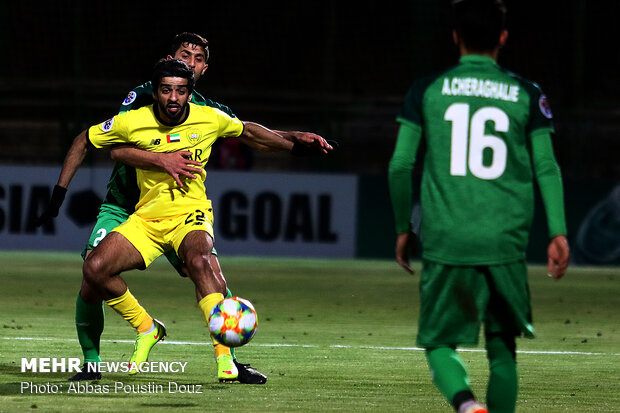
[150,138,161,145]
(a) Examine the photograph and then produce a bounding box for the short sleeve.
[214,108,244,138]
[88,113,130,148]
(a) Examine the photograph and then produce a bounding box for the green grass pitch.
[0,251,618,412]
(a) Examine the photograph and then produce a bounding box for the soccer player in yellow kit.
[59,57,331,381]
[38,32,330,383]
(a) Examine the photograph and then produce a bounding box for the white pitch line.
[3,336,619,357]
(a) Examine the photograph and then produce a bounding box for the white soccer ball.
[208,297,258,347]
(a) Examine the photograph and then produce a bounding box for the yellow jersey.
[88,103,244,219]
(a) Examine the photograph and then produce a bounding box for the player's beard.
[158,101,186,123]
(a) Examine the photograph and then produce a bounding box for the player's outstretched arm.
[278,131,333,155]
[240,122,293,152]
[239,122,333,154]
[237,136,273,152]
[110,146,202,187]
[34,129,90,226]
[547,235,569,280]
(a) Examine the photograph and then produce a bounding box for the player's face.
[155,77,191,123]
[170,42,208,81]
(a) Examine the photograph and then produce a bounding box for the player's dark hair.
[170,32,209,62]
[452,0,507,52]
[151,58,195,93]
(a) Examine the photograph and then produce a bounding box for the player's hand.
[159,151,203,187]
[547,235,569,280]
[291,132,336,156]
[33,185,67,227]
[395,231,417,275]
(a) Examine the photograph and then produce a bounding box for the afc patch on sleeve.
[100,118,114,132]
[538,94,553,119]
[122,91,137,106]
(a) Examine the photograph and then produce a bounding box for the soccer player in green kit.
[37,33,330,384]
[388,1,569,412]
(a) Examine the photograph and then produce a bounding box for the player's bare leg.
[82,232,144,299]
[83,232,165,375]
[179,230,226,300]
[80,257,105,303]
[178,230,238,382]
[176,251,266,383]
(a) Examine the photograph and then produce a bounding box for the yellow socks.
[105,289,153,333]
[106,290,230,358]
[198,293,231,357]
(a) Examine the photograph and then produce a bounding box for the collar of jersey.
[153,103,190,127]
[459,54,497,66]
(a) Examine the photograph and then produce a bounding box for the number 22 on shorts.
[185,209,207,226]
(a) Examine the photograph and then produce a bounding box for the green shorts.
[81,203,217,276]
[417,260,534,348]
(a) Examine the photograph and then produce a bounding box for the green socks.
[426,337,518,413]
[75,293,104,363]
[426,347,471,406]
[486,334,518,413]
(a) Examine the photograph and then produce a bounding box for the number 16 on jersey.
[445,103,509,180]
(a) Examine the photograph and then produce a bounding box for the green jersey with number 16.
[396,55,557,265]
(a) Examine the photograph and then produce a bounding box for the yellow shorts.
[113,205,215,268]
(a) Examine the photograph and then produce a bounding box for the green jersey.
[100,82,236,211]
[390,55,565,265]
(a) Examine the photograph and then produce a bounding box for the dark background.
[0,1,618,262]
[1,0,618,178]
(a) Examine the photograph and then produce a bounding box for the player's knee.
[188,253,226,292]
[186,252,209,274]
[82,255,107,285]
[188,253,221,280]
